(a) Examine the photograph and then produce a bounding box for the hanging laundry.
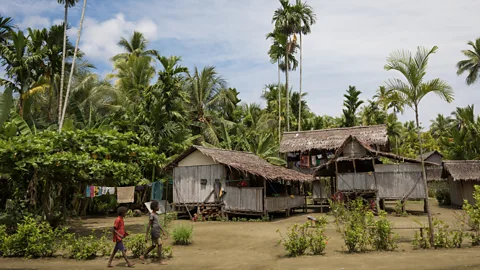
[85,186,91,198]
[89,186,95,198]
[151,181,163,201]
[104,187,115,195]
[300,155,309,168]
[97,186,103,196]
[135,185,145,191]
[117,186,135,203]
[311,155,316,166]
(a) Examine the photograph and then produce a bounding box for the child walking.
[140,200,166,264]
[107,206,134,268]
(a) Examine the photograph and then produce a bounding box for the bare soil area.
[2,199,480,270]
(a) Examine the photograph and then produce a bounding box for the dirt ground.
[2,199,480,270]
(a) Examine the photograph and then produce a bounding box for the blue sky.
[2,0,480,127]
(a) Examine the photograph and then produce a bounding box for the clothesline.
[84,180,166,204]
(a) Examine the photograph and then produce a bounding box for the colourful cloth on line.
[98,186,103,196]
[89,186,95,198]
[117,186,135,203]
[151,181,163,201]
[104,187,115,195]
[85,186,90,198]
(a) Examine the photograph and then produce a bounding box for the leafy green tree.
[457,38,480,86]
[430,114,452,139]
[360,100,386,126]
[342,85,363,127]
[385,45,454,246]
[0,16,14,44]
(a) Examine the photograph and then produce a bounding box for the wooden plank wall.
[224,186,263,212]
[337,173,376,191]
[374,164,425,199]
[312,179,332,199]
[173,164,225,204]
[448,177,463,206]
[265,196,305,212]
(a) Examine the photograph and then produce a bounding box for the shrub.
[308,217,329,255]
[412,218,464,249]
[372,211,398,251]
[462,186,480,246]
[435,188,451,205]
[160,212,178,234]
[394,201,408,217]
[124,234,146,258]
[0,216,66,258]
[63,230,109,260]
[172,225,193,245]
[277,223,309,257]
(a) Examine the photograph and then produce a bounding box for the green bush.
[372,211,398,251]
[0,216,66,258]
[412,218,464,249]
[124,234,146,258]
[63,230,109,260]
[308,217,329,255]
[172,225,193,245]
[277,223,309,257]
[435,188,451,205]
[160,212,178,234]
[462,186,480,246]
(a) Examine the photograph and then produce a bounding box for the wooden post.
[401,199,406,213]
[423,199,428,213]
[353,160,357,173]
[263,178,267,216]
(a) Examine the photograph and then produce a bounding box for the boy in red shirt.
[107,206,134,267]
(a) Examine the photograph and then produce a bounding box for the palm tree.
[457,38,480,86]
[0,16,14,43]
[57,0,78,125]
[293,0,316,131]
[384,45,454,246]
[186,66,230,145]
[430,114,452,139]
[0,30,44,117]
[267,30,298,133]
[342,85,363,127]
[112,31,159,61]
[59,0,87,131]
[386,113,402,156]
[272,0,300,132]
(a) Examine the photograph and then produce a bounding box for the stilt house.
[442,160,480,207]
[166,146,313,217]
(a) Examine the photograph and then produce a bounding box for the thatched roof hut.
[417,150,443,165]
[280,125,388,153]
[442,160,480,181]
[167,145,312,182]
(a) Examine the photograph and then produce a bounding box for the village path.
[2,200,480,270]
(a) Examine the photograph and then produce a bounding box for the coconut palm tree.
[0,16,14,43]
[112,31,159,62]
[384,45,454,246]
[430,114,452,139]
[293,0,316,131]
[59,0,87,131]
[57,0,78,125]
[272,0,300,132]
[457,38,480,86]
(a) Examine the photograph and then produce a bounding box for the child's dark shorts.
[115,241,125,251]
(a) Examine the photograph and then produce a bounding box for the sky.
[1,0,480,128]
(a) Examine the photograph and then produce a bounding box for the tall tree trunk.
[285,39,290,132]
[58,3,68,126]
[414,104,434,247]
[298,32,302,131]
[18,91,24,117]
[278,60,281,145]
[59,0,87,131]
[48,72,55,123]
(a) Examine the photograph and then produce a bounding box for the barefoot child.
[107,206,134,267]
[140,200,166,264]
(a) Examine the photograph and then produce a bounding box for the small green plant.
[372,211,398,251]
[394,201,408,217]
[172,225,193,245]
[412,218,464,249]
[435,188,451,205]
[124,234,147,258]
[277,223,309,257]
[462,186,480,246]
[308,217,329,255]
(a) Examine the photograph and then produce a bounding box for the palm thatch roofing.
[313,136,438,176]
[280,125,388,153]
[442,160,480,181]
[166,145,313,182]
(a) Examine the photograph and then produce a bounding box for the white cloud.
[18,16,51,30]
[70,13,159,64]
